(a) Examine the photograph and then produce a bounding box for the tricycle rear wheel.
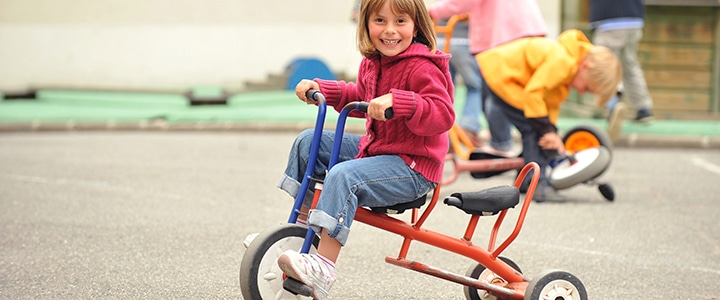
[464,256,522,300]
[524,269,587,300]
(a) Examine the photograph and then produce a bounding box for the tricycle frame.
[293,91,539,298]
[240,90,588,300]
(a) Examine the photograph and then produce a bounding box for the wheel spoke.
[263,271,279,281]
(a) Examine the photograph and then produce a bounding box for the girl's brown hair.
[356,0,437,58]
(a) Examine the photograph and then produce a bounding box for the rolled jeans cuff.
[308,209,351,246]
[277,174,315,207]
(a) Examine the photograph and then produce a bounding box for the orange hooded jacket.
[476,29,593,125]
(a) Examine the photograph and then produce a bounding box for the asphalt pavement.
[1,88,720,299]
[1,132,719,299]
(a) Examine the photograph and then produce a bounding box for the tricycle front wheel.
[239,223,318,300]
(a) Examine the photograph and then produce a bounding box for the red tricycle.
[239,90,589,299]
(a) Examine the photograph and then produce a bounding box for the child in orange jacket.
[476,29,622,202]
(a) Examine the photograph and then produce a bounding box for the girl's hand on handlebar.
[368,93,393,121]
[295,79,320,104]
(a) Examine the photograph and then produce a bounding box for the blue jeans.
[277,129,436,246]
[593,28,653,111]
[483,90,551,189]
[447,43,483,134]
[480,73,515,152]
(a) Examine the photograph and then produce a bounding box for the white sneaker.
[532,184,567,203]
[607,102,627,144]
[242,232,259,249]
[479,145,515,157]
[277,250,336,300]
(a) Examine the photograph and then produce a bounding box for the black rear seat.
[443,185,519,216]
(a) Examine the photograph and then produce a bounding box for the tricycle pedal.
[283,277,313,297]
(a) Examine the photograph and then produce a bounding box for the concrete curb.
[615,132,720,149]
[0,120,369,135]
[1,120,718,149]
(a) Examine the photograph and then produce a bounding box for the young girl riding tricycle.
[240,0,596,299]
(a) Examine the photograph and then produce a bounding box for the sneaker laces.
[298,253,335,284]
[279,251,336,300]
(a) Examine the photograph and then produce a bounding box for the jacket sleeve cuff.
[314,79,342,106]
[528,117,557,136]
[389,88,415,117]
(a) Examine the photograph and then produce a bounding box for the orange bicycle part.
[434,14,469,53]
[448,123,475,160]
[434,15,476,160]
[564,131,601,154]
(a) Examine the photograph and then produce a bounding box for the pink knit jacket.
[429,0,548,54]
[315,43,455,183]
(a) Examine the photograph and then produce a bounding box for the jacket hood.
[557,29,617,106]
[557,29,593,66]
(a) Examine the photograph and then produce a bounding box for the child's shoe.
[634,108,654,123]
[478,145,515,157]
[277,250,336,300]
[606,102,626,144]
[462,128,484,149]
[532,184,567,203]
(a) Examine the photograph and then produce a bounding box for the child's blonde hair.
[356,0,437,58]
[585,45,623,107]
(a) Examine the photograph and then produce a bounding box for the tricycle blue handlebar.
[305,89,324,103]
[293,94,392,254]
[345,102,394,120]
[288,90,327,225]
[306,89,393,119]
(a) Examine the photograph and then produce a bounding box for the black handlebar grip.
[384,108,394,120]
[305,89,319,102]
[351,102,393,120]
[306,89,326,102]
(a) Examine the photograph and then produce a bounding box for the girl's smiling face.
[368,1,416,57]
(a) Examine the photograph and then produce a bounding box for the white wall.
[0,0,560,92]
[540,0,562,40]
